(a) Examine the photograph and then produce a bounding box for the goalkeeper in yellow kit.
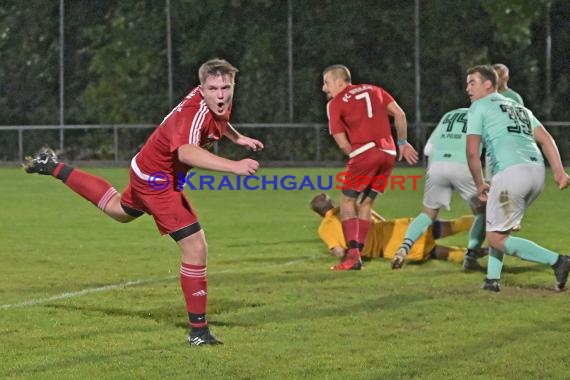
[310,193,481,265]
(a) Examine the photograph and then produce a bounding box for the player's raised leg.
[23,146,137,223]
[487,231,570,292]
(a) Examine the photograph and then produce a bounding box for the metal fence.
[1,122,569,165]
[0,123,333,164]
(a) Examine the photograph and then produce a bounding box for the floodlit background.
[2,2,570,378]
[1,0,569,163]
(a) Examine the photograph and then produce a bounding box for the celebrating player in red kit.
[24,58,264,346]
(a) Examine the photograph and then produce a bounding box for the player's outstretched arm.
[224,123,264,151]
[534,125,570,190]
[178,144,259,176]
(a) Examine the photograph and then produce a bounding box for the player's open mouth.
[216,102,224,112]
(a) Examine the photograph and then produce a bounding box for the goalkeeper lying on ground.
[310,193,485,268]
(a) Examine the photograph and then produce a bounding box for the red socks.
[357,219,371,247]
[54,164,117,211]
[180,263,208,329]
[341,218,360,257]
[342,218,371,256]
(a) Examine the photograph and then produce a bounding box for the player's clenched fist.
[476,182,490,202]
[233,158,259,176]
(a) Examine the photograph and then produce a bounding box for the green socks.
[486,248,504,280]
[504,236,558,266]
[400,213,433,254]
[468,213,486,250]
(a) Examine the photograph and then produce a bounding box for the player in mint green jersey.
[465,64,570,292]
[483,64,525,182]
[493,63,524,105]
[391,107,487,271]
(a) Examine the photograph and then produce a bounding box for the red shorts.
[339,148,396,195]
[120,170,198,235]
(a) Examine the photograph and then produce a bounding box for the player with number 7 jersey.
[322,64,418,271]
[326,82,397,154]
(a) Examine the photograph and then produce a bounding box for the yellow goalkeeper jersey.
[380,218,435,261]
[317,208,435,261]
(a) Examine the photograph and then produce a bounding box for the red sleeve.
[327,99,347,135]
[167,104,207,152]
[378,87,395,108]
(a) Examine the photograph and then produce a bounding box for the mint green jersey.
[467,92,543,176]
[426,108,470,164]
[500,88,524,105]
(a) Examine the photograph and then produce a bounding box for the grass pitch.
[1,167,570,379]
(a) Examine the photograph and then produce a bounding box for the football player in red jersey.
[322,64,418,271]
[24,58,263,346]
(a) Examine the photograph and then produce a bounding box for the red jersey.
[327,84,396,151]
[134,87,231,185]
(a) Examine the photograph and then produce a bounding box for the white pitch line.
[0,279,153,310]
[0,255,321,311]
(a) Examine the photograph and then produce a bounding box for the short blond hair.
[198,58,239,85]
[323,64,351,83]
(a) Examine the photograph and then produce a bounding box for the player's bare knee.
[360,196,374,209]
[105,195,143,223]
[113,214,137,223]
[103,194,139,223]
[340,194,356,206]
[177,230,208,264]
[357,199,373,219]
[100,194,133,223]
[486,231,508,251]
